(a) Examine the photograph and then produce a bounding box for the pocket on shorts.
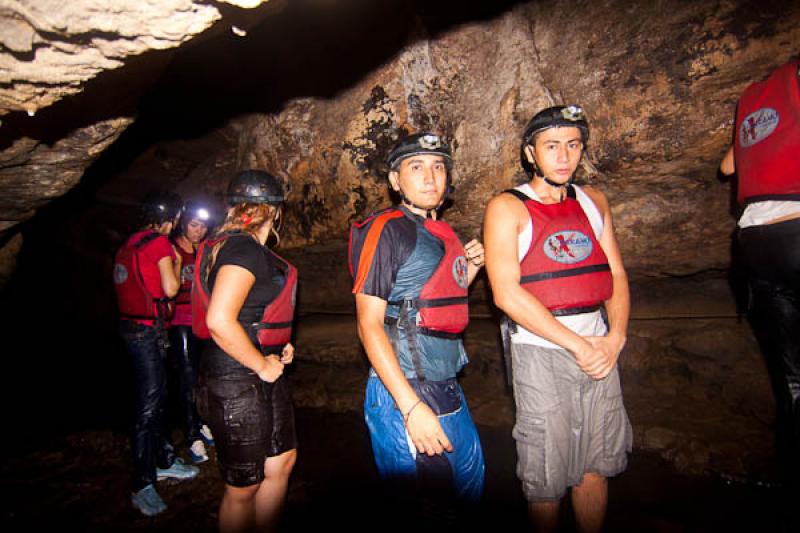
[511,345,561,413]
[602,371,632,459]
[221,383,263,445]
[512,414,547,486]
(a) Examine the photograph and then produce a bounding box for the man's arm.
[582,188,630,379]
[355,293,453,456]
[720,145,735,176]
[483,194,606,376]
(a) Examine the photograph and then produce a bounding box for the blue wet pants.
[364,375,484,502]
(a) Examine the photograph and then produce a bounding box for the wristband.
[402,399,422,424]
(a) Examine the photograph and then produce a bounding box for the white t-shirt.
[738,200,800,228]
[510,183,608,348]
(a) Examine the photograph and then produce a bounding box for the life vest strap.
[251,321,294,330]
[383,316,464,340]
[521,263,610,284]
[387,296,468,309]
[550,304,602,316]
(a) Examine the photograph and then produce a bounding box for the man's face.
[185,218,209,243]
[527,126,584,183]
[389,154,448,210]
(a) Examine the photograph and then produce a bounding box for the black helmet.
[178,199,216,231]
[521,104,589,147]
[521,104,589,177]
[386,132,453,171]
[226,170,285,206]
[141,190,182,226]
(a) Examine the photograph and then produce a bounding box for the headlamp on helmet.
[225,170,286,206]
[521,104,590,147]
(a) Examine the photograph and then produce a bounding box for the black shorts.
[197,373,297,487]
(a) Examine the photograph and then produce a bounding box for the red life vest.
[349,207,469,337]
[735,61,800,206]
[113,231,172,321]
[192,233,297,350]
[508,187,612,314]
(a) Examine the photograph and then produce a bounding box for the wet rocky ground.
[0,407,783,532]
[0,276,786,531]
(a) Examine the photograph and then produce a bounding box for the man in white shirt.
[484,105,632,533]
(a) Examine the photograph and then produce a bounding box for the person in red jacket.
[114,190,199,517]
[169,200,216,463]
[719,59,800,527]
[484,105,631,533]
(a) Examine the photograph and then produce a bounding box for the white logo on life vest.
[452,255,469,289]
[543,231,592,264]
[113,263,128,284]
[739,107,779,147]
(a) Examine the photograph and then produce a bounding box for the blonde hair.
[216,202,281,246]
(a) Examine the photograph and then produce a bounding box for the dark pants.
[169,325,203,443]
[120,320,176,491]
[739,219,800,508]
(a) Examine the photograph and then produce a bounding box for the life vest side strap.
[740,193,800,206]
[387,296,468,308]
[252,321,294,330]
[383,316,463,340]
[521,263,610,284]
[351,210,405,295]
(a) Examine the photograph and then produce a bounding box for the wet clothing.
[350,207,468,381]
[197,371,295,487]
[115,230,177,491]
[350,206,484,500]
[733,63,800,519]
[121,319,177,491]
[365,376,484,502]
[198,233,297,486]
[169,325,203,443]
[510,343,631,501]
[506,184,630,500]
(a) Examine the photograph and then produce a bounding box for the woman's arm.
[206,264,283,382]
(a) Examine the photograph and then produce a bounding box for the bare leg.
[528,500,560,533]
[220,483,259,533]
[254,449,297,531]
[571,473,607,533]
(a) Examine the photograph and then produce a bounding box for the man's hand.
[405,402,453,456]
[581,333,626,380]
[280,343,295,365]
[464,239,485,268]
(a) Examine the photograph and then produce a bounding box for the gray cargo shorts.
[510,342,632,502]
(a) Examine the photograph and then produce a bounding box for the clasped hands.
[256,343,294,383]
[574,334,625,380]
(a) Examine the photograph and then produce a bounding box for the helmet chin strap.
[399,190,440,219]
[396,177,451,219]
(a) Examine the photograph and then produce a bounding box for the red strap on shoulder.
[351,210,404,294]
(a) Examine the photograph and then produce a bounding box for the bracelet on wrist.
[402,399,422,424]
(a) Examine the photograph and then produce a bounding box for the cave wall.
[235,0,798,279]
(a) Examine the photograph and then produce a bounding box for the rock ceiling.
[0,0,798,277]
